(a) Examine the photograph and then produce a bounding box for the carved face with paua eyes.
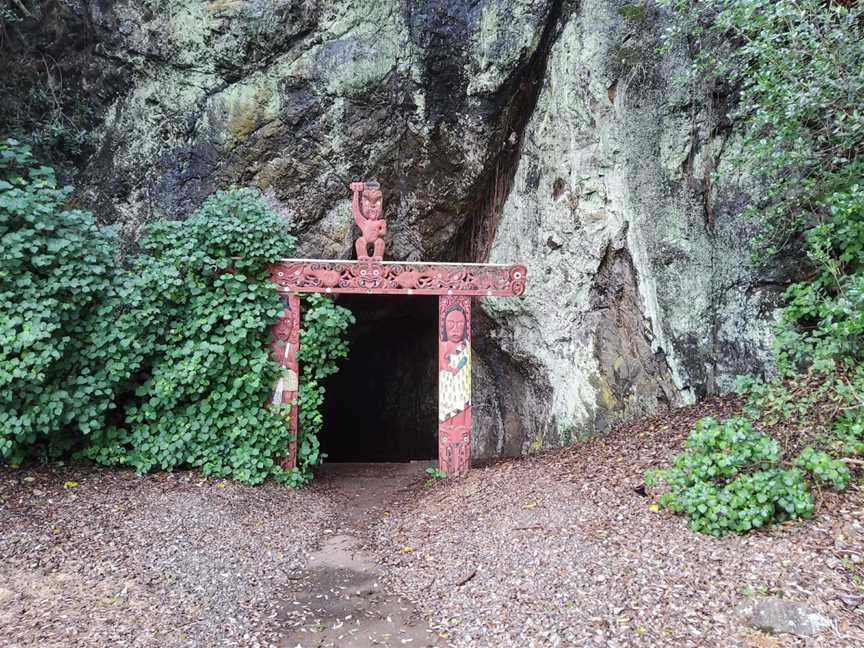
[361,186,383,220]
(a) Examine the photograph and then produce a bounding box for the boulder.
[737,598,832,637]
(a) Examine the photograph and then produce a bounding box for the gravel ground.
[3,399,863,647]
[369,399,864,647]
[0,465,336,648]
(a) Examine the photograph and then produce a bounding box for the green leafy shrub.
[424,466,447,487]
[81,189,353,485]
[774,186,864,372]
[793,448,850,491]
[2,139,353,485]
[80,188,297,483]
[646,418,814,536]
[735,351,864,471]
[831,411,864,457]
[658,0,864,535]
[0,138,116,463]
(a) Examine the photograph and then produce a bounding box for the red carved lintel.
[438,295,472,478]
[270,260,526,297]
[264,180,527,479]
[269,293,301,471]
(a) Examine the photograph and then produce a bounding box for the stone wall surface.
[481,0,789,448]
[1,0,791,458]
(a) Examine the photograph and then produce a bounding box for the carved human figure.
[438,296,472,476]
[351,180,386,261]
[269,294,301,469]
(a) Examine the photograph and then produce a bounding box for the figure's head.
[273,300,295,338]
[360,181,383,220]
[441,304,467,343]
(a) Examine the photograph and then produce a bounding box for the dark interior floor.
[319,295,438,462]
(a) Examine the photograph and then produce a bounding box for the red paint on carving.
[270,260,527,296]
[270,294,301,471]
[267,181,527,477]
[351,180,386,261]
[438,295,472,478]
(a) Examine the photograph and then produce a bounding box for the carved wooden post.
[438,295,472,477]
[270,293,301,470]
[269,180,526,478]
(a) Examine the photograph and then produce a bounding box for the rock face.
[481,0,788,445]
[1,0,790,458]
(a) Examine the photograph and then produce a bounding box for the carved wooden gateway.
[269,181,527,477]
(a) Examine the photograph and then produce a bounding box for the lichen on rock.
[0,0,790,460]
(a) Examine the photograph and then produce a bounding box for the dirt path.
[279,462,445,648]
[4,402,861,647]
[0,465,334,648]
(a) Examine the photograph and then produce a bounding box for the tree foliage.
[662,0,864,258]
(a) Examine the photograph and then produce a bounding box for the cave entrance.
[268,178,527,478]
[320,295,438,463]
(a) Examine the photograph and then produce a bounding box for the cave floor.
[1,406,863,646]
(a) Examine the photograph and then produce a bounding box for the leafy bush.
[78,188,298,484]
[831,410,864,457]
[82,189,353,485]
[0,138,116,462]
[737,366,864,455]
[1,139,353,485]
[657,0,864,535]
[793,448,850,491]
[425,466,447,484]
[775,186,864,372]
[646,418,814,536]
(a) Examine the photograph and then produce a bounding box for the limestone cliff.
[1,0,790,458]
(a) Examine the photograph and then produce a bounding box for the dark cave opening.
[320,295,438,462]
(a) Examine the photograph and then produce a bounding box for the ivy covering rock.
[0,138,352,485]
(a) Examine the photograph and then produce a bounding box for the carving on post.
[268,180,526,477]
[351,180,386,261]
[271,260,526,297]
[270,294,301,470]
[438,295,472,477]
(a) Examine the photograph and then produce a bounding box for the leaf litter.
[1,397,862,646]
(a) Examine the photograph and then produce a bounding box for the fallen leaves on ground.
[369,397,864,647]
[0,464,336,648]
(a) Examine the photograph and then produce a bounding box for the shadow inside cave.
[319,295,438,463]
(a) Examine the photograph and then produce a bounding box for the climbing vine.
[295,293,354,480]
